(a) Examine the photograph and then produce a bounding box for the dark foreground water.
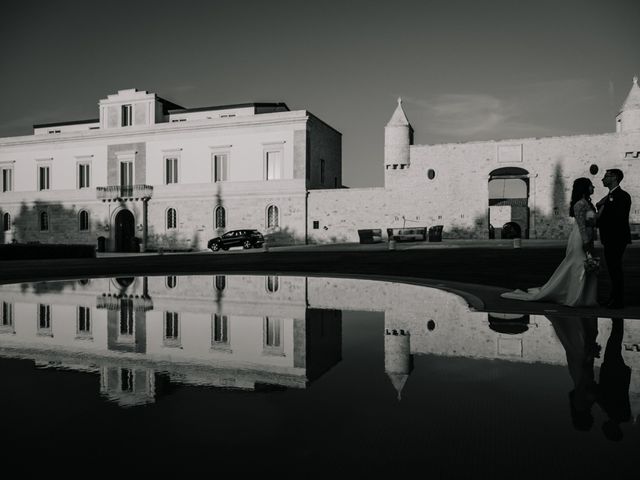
[0,275,638,476]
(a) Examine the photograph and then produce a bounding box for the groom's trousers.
[603,243,627,303]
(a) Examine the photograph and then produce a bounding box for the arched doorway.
[488,167,530,239]
[115,209,135,252]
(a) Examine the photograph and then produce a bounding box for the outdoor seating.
[357,229,383,244]
[386,227,427,242]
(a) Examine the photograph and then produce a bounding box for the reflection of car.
[208,229,265,251]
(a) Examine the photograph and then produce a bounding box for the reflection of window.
[79,210,90,231]
[39,211,49,231]
[37,304,52,336]
[166,208,177,230]
[77,306,92,338]
[266,275,279,293]
[121,368,134,391]
[166,276,177,288]
[263,317,284,356]
[165,157,179,184]
[267,205,279,228]
[213,153,228,182]
[211,314,229,349]
[2,212,11,232]
[214,206,226,229]
[0,302,13,333]
[164,312,180,347]
[119,299,134,342]
[214,275,226,291]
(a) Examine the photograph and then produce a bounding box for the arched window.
[267,205,279,229]
[214,275,226,292]
[214,206,226,229]
[2,212,10,232]
[166,276,177,289]
[266,275,279,293]
[39,211,49,231]
[79,210,90,231]
[166,208,177,229]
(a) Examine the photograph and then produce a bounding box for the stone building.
[307,77,640,242]
[1,79,639,248]
[0,88,341,251]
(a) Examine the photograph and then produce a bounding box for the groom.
[596,169,632,309]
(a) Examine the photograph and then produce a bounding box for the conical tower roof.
[620,76,640,112]
[386,97,411,126]
[387,372,409,401]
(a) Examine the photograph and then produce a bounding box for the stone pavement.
[1,239,638,319]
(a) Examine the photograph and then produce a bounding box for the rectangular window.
[263,317,284,356]
[213,153,228,182]
[1,167,12,192]
[265,150,282,180]
[38,166,50,191]
[37,304,52,335]
[212,314,228,343]
[121,104,132,127]
[1,302,13,332]
[320,159,325,184]
[120,161,133,195]
[118,299,134,343]
[313,220,319,230]
[78,163,90,189]
[77,306,92,338]
[165,157,179,184]
[164,312,180,347]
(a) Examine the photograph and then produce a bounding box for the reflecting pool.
[0,275,638,475]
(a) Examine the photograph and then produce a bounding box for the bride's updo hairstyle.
[569,177,593,217]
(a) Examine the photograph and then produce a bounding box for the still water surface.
[0,274,638,475]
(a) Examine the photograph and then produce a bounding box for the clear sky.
[1,0,638,188]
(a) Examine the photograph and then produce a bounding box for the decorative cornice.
[0,112,309,148]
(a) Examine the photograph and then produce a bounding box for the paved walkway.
[2,239,638,319]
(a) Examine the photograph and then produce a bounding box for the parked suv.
[208,229,265,251]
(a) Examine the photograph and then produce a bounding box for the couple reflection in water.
[547,315,632,439]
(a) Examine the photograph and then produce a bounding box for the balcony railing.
[97,184,153,200]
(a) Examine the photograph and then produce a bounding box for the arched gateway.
[488,167,530,239]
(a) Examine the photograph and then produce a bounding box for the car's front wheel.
[243,240,252,249]
[210,243,220,252]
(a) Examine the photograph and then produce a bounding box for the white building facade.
[0,89,342,251]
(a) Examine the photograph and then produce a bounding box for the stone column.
[141,198,148,252]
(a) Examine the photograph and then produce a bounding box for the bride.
[501,177,598,307]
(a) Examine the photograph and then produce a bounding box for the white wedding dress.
[501,199,598,307]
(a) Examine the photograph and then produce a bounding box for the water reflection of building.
[306,277,640,411]
[0,275,342,407]
[3,275,640,414]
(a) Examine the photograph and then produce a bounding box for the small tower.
[616,76,640,133]
[384,97,414,169]
[384,328,413,401]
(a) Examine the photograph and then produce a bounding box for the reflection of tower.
[384,328,413,400]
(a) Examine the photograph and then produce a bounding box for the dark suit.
[596,187,632,304]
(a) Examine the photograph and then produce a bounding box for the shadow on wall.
[265,226,309,246]
[7,201,97,246]
[146,228,194,252]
